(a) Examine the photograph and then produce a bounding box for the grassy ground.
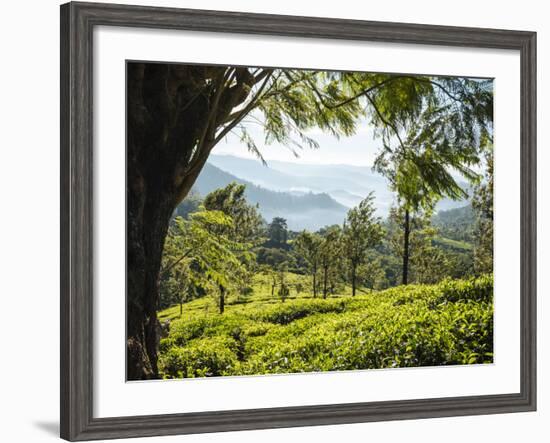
[158,273,493,379]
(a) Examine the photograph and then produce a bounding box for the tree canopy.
[342,193,384,296]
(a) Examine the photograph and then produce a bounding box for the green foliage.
[432,205,475,243]
[370,77,492,210]
[433,236,473,252]
[159,274,493,378]
[473,149,494,275]
[266,217,289,248]
[256,247,294,268]
[318,225,344,298]
[356,256,387,290]
[387,205,435,283]
[362,76,492,287]
[161,336,239,378]
[294,230,323,298]
[202,182,264,244]
[173,189,202,220]
[342,194,384,295]
[251,298,347,325]
[160,201,254,313]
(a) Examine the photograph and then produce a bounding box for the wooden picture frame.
[60,1,536,440]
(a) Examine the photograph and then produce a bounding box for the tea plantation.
[158,274,493,378]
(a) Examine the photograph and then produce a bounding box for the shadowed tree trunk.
[402,209,411,285]
[126,62,270,379]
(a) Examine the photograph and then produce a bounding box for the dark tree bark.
[126,63,268,379]
[402,209,411,285]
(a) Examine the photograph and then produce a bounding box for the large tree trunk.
[351,264,357,296]
[402,209,411,285]
[126,98,203,380]
[127,187,174,379]
[125,63,270,379]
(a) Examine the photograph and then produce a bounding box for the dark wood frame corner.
[60,1,537,441]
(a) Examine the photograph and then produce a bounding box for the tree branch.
[402,76,463,103]
[364,92,407,152]
[212,72,274,147]
[161,247,196,275]
[195,69,234,158]
[309,75,405,110]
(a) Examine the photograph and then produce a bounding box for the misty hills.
[186,154,471,231]
[193,163,349,231]
[207,154,393,212]
[207,154,470,212]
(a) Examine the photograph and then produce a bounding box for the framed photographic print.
[60,1,536,441]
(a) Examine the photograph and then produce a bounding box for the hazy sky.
[213,114,380,167]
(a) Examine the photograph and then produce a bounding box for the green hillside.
[433,205,475,243]
[158,274,493,378]
[433,236,473,252]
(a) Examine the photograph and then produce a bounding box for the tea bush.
[159,274,493,378]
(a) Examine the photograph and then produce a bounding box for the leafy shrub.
[160,336,238,378]
[158,274,493,378]
[252,299,347,325]
[434,274,493,304]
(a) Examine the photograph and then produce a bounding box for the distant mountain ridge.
[207,154,391,211]
[207,154,470,215]
[185,154,472,231]
[192,163,349,231]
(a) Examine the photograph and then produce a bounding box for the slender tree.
[294,231,323,298]
[342,194,384,296]
[276,263,290,303]
[372,79,492,284]
[161,209,251,317]
[318,226,342,299]
[388,205,436,285]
